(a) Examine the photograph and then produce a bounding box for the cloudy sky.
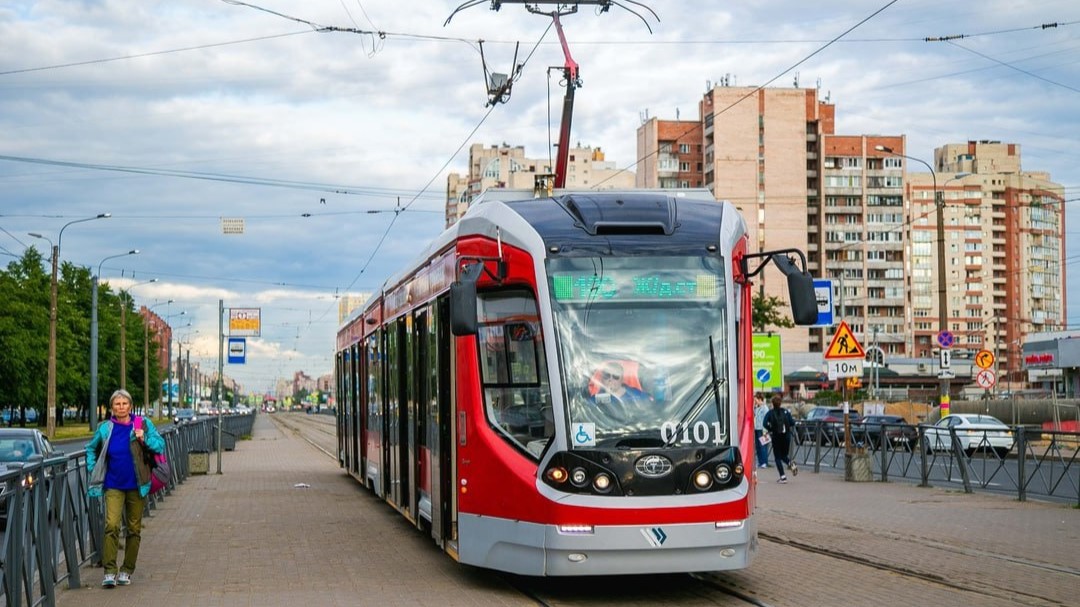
[1,0,1077,395]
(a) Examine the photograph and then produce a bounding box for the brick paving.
[55,414,532,607]
[55,415,1078,606]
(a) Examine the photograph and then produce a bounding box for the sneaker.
[759,463,769,468]
[117,572,131,586]
[777,476,788,484]
[790,462,799,476]
[102,574,117,588]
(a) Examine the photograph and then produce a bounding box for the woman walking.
[85,389,165,588]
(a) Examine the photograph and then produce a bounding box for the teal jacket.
[85,416,165,498]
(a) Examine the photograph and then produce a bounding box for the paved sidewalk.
[55,414,1077,606]
[750,460,1078,606]
[55,414,532,607]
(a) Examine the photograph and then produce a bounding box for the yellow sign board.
[824,320,866,359]
[229,307,261,337]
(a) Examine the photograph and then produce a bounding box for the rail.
[789,420,1080,506]
[0,413,254,607]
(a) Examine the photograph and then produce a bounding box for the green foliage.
[751,292,796,333]
[0,248,164,424]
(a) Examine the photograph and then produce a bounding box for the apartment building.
[445,143,636,227]
[635,118,703,189]
[821,135,908,356]
[904,141,1065,385]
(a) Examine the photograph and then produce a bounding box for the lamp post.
[163,311,187,419]
[145,300,173,415]
[119,279,157,391]
[177,329,199,408]
[28,212,111,439]
[90,250,139,432]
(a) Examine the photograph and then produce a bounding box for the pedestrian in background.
[753,393,770,468]
[85,389,165,588]
[763,395,798,483]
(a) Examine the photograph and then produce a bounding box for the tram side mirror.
[450,262,483,336]
[772,254,818,326]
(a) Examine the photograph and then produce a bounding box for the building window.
[679,143,690,154]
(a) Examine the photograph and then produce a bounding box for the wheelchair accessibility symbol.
[574,423,596,447]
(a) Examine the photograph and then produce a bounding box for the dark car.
[856,414,918,449]
[800,407,862,445]
[0,427,57,521]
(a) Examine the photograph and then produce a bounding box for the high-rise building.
[699,86,836,351]
[904,141,1065,386]
[445,143,635,227]
[820,136,907,356]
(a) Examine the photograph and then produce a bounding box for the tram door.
[386,320,402,508]
[351,343,362,476]
[413,301,451,542]
[432,297,454,546]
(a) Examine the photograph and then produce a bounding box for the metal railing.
[0,413,255,607]
[789,420,1080,506]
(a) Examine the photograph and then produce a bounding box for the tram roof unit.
[346,188,745,328]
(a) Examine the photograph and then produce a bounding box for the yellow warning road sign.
[825,320,866,359]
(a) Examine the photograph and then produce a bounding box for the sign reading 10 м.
[751,334,783,392]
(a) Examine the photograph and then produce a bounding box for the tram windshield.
[548,255,731,450]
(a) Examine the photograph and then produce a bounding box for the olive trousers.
[102,488,145,574]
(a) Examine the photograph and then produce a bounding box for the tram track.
[755,531,1072,607]
[279,412,1074,607]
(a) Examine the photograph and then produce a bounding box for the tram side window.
[477,289,552,459]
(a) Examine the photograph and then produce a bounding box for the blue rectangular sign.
[813,278,834,327]
[227,337,246,365]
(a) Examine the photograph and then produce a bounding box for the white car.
[923,414,1013,458]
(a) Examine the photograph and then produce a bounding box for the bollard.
[188,450,210,475]
[845,447,874,482]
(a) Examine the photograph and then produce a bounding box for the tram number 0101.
[660,421,725,446]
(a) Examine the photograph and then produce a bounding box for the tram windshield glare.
[548,255,731,450]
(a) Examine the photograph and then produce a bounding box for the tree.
[0,248,50,425]
[752,292,795,333]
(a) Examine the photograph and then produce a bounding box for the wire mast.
[446,1,657,188]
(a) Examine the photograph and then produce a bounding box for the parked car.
[800,407,861,445]
[923,413,1013,458]
[0,427,57,521]
[856,414,918,449]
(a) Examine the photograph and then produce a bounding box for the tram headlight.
[546,466,569,484]
[570,467,589,487]
[592,473,613,493]
[713,463,732,483]
[693,470,713,491]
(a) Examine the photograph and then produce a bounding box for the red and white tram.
[335,188,816,576]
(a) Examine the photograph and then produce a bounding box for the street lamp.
[145,300,172,415]
[90,250,140,432]
[177,329,200,409]
[119,279,158,391]
[163,310,187,418]
[28,212,111,439]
